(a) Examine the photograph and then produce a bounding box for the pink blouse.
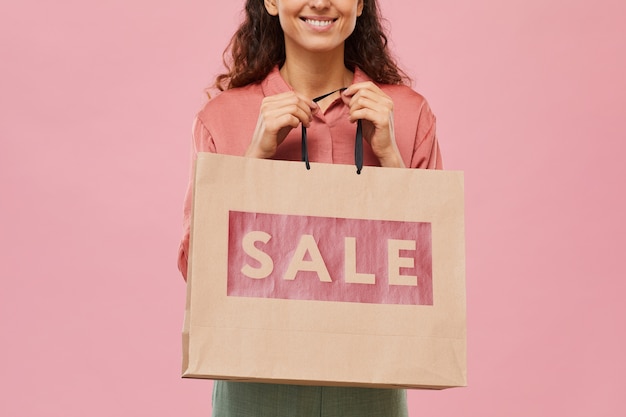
[178,67,442,279]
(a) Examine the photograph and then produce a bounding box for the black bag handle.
[301,88,363,174]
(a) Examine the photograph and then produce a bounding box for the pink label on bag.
[227,211,433,305]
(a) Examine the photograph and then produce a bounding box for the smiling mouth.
[302,18,336,27]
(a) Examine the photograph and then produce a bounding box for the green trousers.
[211,381,408,417]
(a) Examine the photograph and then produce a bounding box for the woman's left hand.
[342,82,405,168]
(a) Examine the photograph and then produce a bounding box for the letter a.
[284,234,332,282]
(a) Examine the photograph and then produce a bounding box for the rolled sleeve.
[410,100,442,170]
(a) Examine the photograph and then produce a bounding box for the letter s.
[241,231,274,279]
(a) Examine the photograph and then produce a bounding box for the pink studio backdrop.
[1,0,624,416]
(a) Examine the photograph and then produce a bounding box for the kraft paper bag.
[182,152,466,389]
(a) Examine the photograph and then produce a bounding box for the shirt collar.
[261,65,373,98]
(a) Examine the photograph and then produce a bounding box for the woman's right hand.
[244,91,318,159]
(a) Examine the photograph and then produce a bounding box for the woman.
[179,0,442,415]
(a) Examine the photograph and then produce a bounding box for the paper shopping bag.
[182,152,466,389]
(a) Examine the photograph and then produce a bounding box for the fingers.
[342,82,393,125]
[261,92,318,131]
[245,91,318,159]
[342,82,404,168]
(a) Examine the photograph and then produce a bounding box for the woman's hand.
[342,82,405,168]
[245,91,318,159]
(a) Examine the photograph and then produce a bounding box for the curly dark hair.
[215,0,409,90]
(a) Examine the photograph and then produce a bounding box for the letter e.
[388,239,418,286]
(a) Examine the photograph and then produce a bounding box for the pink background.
[1,0,624,416]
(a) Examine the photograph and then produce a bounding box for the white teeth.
[305,19,333,27]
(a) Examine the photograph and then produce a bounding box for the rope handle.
[301,88,363,174]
